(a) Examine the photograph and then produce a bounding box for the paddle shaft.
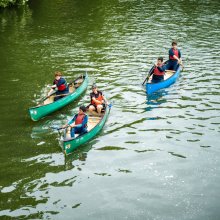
[142,65,155,85]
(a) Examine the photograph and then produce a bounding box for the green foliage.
[0,0,28,8]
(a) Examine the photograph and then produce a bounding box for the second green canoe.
[60,104,111,155]
[29,73,89,121]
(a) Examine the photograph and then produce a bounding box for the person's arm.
[173,55,181,63]
[103,95,107,104]
[170,49,181,63]
[91,94,102,105]
[92,97,102,105]
[157,65,166,72]
[62,115,76,128]
[74,115,88,128]
[48,80,57,95]
[56,78,66,87]
[178,50,182,63]
[178,49,181,59]
[100,92,107,104]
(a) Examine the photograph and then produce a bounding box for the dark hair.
[172,41,177,46]
[158,57,163,62]
[79,105,87,112]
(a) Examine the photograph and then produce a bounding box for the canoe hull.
[146,66,181,95]
[28,73,89,121]
[60,105,111,155]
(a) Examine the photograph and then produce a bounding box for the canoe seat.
[164,70,175,80]
[43,96,54,105]
[69,85,75,93]
[87,116,101,131]
[74,78,84,89]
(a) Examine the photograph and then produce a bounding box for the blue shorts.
[152,75,164,83]
[166,60,178,71]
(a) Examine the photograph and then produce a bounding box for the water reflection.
[146,90,169,103]
[64,143,92,170]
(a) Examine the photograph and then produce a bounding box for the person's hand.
[62,124,68,129]
[154,63,158,67]
[70,124,75,128]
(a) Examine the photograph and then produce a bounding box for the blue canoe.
[146,64,181,95]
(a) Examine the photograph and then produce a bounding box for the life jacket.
[91,91,104,106]
[54,78,67,91]
[153,65,165,76]
[75,113,87,127]
[169,49,180,60]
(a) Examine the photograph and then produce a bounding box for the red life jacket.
[75,113,87,127]
[169,49,179,60]
[54,78,67,91]
[91,92,104,106]
[153,64,165,76]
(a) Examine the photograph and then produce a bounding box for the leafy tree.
[0,0,28,8]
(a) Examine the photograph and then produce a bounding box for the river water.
[0,0,220,219]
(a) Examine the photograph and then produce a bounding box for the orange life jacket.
[91,92,104,106]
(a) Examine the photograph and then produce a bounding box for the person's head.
[157,57,163,65]
[79,105,87,113]
[54,71,62,80]
[92,84,98,93]
[172,41,177,49]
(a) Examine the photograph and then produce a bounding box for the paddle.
[142,65,155,85]
[38,90,57,104]
[179,62,184,71]
[50,125,70,136]
[51,126,65,131]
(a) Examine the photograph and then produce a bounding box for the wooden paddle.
[50,124,71,135]
[50,125,70,130]
[142,65,155,85]
[179,62,184,71]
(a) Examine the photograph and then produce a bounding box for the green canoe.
[29,73,89,121]
[60,104,111,155]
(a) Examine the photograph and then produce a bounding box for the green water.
[0,0,220,219]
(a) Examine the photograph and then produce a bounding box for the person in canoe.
[149,57,166,83]
[88,84,107,115]
[48,71,69,101]
[62,105,88,138]
[166,41,182,71]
